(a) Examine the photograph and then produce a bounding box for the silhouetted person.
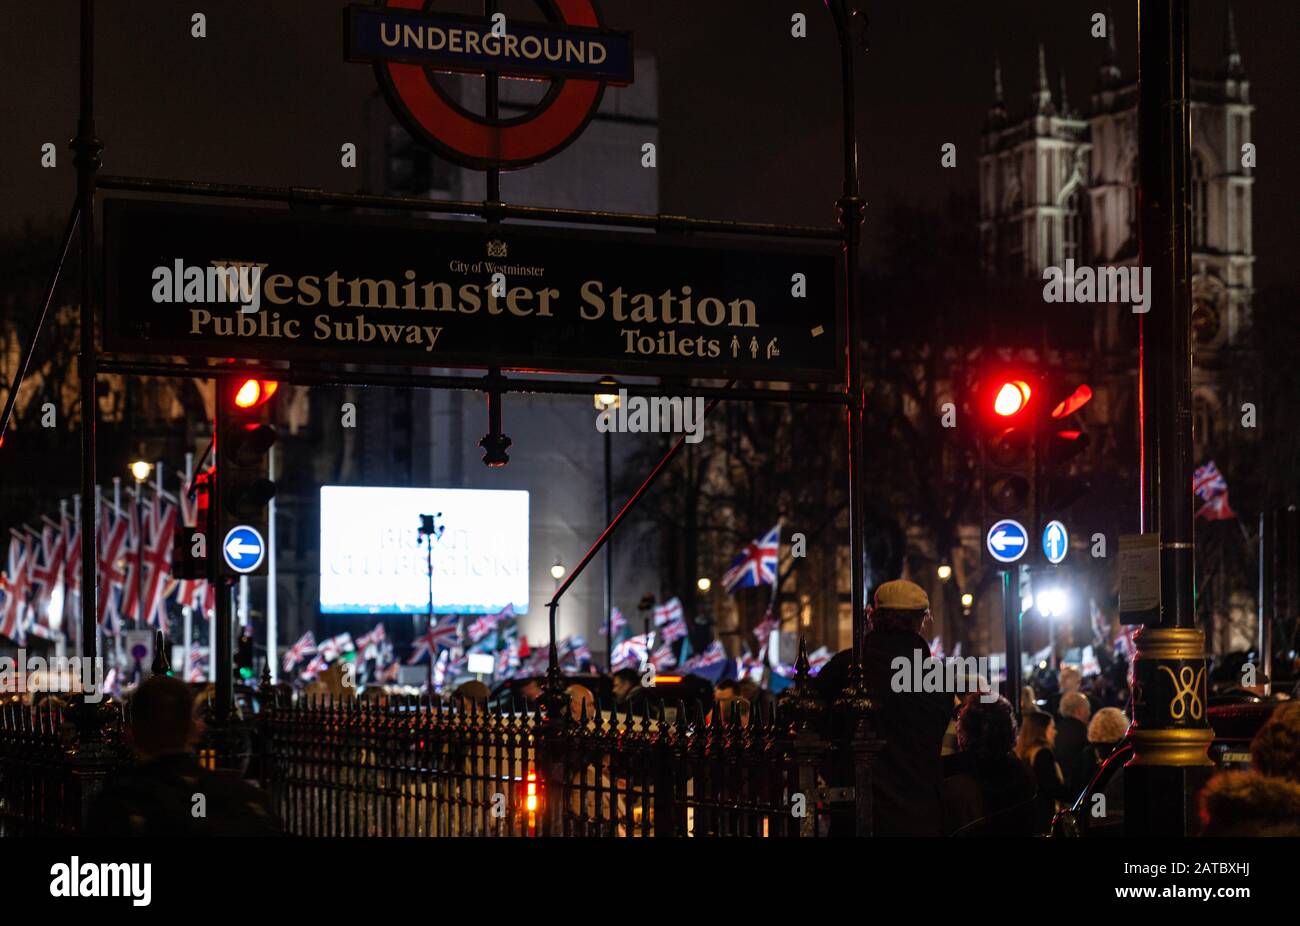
[611,668,643,705]
[816,580,952,835]
[941,695,1037,836]
[88,675,280,836]
[1199,771,1300,837]
[1069,706,1129,796]
[1053,690,1091,793]
[1016,709,1069,834]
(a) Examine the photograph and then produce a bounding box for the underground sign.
[346,0,634,169]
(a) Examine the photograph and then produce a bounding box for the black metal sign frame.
[102,197,844,384]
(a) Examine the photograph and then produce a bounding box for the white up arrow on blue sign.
[1042,520,1069,565]
[223,525,266,574]
[986,519,1029,564]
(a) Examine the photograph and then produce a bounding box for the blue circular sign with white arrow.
[222,525,266,574]
[986,519,1029,564]
[1042,520,1069,565]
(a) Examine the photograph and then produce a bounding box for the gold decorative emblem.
[487,239,508,258]
[1158,665,1205,721]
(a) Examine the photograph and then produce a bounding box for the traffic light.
[235,630,254,680]
[1039,379,1093,515]
[979,368,1039,566]
[216,377,279,576]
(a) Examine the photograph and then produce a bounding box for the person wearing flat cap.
[816,579,954,835]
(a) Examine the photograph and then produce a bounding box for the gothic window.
[1192,299,1221,344]
[1063,186,1088,264]
[1191,153,1209,249]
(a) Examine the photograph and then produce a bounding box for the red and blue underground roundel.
[346,0,634,170]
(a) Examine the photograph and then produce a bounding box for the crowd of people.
[69,576,1300,837]
[813,578,1300,837]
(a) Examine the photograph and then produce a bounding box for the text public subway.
[154,261,761,359]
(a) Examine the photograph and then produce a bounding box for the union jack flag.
[355,623,387,657]
[187,645,209,683]
[1114,625,1138,662]
[600,606,627,638]
[658,614,688,644]
[1192,461,1237,521]
[62,511,80,598]
[469,604,513,642]
[299,654,328,681]
[29,525,63,624]
[557,635,592,669]
[0,572,17,645]
[318,633,355,662]
[650,641,677,670]
[95,504,130,631]
[495,637,520,677]
[683,640,725,670]
[1192,461,1229,501]
[408,619,456,665]
[140,503,176,632]
[611,633,650,671]
[653,597,683,627]
[430,614,461,648]
[721,525,780,593]
[430,650,451,691]
[1196,492,1236,521]
[282,631,318,672]
[1,532,31,644]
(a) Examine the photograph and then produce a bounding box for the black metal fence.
[0,697,129,836]
[0,675,878,837]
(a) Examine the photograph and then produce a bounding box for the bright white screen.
[319,486,529,615]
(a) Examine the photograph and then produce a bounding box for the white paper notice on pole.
[1119,532,1161,622]
[319,486,529,616]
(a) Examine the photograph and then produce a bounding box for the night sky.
[3,0,1296,289]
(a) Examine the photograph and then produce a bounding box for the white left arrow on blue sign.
[222,525,266,573]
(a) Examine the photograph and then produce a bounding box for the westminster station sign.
[104,199,843,382]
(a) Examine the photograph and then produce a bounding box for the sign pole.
[74,0,102,663]
[827,1,872,719]
[212,386,233,723]
[267,444,278,684]
[1003,568,1023,719]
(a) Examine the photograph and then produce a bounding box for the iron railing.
[0,678,877,837]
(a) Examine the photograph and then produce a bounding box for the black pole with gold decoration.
[1125,0,1214,836]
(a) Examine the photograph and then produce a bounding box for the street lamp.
[960,592,974,608]
[594,379,620,670]
[937,564,952,581]
[129,460,153,629]
[696,577,711,593]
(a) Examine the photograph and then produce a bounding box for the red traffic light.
[1051,384,1093,419]
[993,380,1032,417]
[232,378,279,410]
